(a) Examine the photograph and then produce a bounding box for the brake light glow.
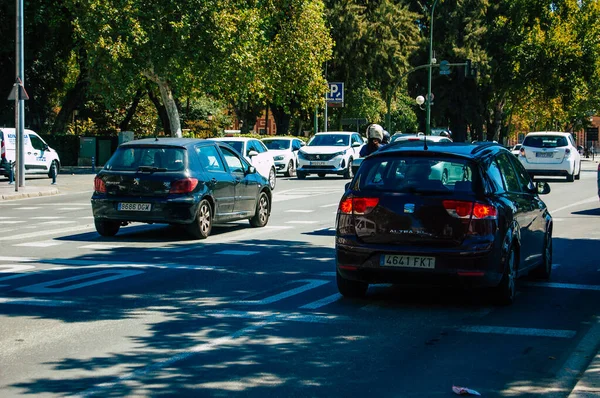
[339,197,379,215]
[443,200,497,219]
[169,178,199,194]
[94,176,106,193]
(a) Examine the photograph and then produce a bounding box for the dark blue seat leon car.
[91,138,272,239]
[336,142,553,305]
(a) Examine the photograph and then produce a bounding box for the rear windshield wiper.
[137,166,168,173]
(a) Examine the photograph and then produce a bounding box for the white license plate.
[535,152,553,158]
[381,255,435,269]
[311,161,328,166]
[118,202,151,211]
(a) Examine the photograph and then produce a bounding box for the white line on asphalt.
[235,279,329,305]
[13,241,63,248]
[58,208,86,211]
[0,220,26,224]
[216,250,259,256]
[15,207,42,210]
[320,203,339,208]
[0,225,94,241]
[285,209,315,213]
[552,196,599,214]
[79,244,124,250]
[0,256,38,262]
[300,293,342,309]
[457,325,577,338]
[0,216,16,219]
[30,216,64,220]
[285,220,319,224]
[204,309,346,323]
[0,297,75,307]
[17,269,144,294]
[264,225,295,230]
[39,220,78,225]
[524,282,600,291]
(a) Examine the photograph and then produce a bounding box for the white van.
[0,128,61,178]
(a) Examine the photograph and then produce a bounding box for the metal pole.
[16,0,25,188]
[426,0,439,137]
[314,105,318,135]
[324,103,328,132]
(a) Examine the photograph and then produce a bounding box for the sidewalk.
[568,351,600,397]
[0,180,59,200]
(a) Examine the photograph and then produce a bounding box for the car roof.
[119,138,211,148]
[525,131,570,136]
[208,137,257,142]
[392,134,449,142]
[262,137,294,140]
[370,141,507,161]
[314,131,356,136]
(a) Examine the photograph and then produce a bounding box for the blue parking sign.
[326,82,344,103]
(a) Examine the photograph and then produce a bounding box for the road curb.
[0,187,59,200]
[564,316,600,397]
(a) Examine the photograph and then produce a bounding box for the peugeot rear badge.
[404,203,415,214]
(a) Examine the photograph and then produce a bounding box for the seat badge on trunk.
[404,203,415,214]
[133,178,140,186]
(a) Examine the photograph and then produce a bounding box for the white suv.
[518,131,581,181]
[296,132,364,179]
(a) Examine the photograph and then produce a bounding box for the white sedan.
[207,137,277,189]
[261,137,305,177]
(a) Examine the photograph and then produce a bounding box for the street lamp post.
[426,0,440,137]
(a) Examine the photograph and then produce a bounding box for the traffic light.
[465,59,477,79]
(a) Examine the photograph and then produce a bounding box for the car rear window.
[355,156,480,194]
[523,135,568,148]
[105,146,186,171]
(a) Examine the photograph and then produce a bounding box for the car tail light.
[519,148,525,157]
[94,176,106,193]
[443,200,497,219]
[339,197,379,215]
[169,178,199,194]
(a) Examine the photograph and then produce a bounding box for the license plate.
[118,202,151,211]
[311,161,328,166]
[535,152,553,158]
[381,255,435,269]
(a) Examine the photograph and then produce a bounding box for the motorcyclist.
[382,130,391,144]
[359,124,385,157]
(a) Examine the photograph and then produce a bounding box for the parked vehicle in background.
[261,137,305,177]
[511,144,522,156]
[296,132,364,179]
[0,127,61,178]
[91,138,271,239]
[207,137,277,190]
[336,142,553,305]
[518,132,581,181]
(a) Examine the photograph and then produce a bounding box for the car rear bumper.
[91,195,199,224]
[336,240,503,288]
[518,157,575,174]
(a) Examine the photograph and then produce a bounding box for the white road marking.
[0,216,16,219]
[15,207,42,210]
[0,220,26,224]
[552,196,599,214]
[285,220,319,224]
[0,256,38,262]
[79,216,94,219]
[264,225,295,230]
[204,309,346,323]
[320,203,339,208]
[13,241,63,248]
[300,293,342,309]
[0,297,75,307]
[0,264,37,282]
[524,282,600,291]
[39,220,78,225]
[236,279,329,305]
[0,225,94,241]
[457,325,576,338]
[17,269,144,294]
[30,216,63,220]
[79,244,124,250]
[58,207,86,211]
[285,209,315,213]
[216,250,259,256]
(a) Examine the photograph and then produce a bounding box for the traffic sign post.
[325,82,344,132]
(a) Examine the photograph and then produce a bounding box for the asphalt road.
[0,161,599,397]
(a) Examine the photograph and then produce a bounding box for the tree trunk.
[143,69,182,137]
[119,88,143,132]
[490,97,506,142]
[271,105,292,136]
[147,84,171,136]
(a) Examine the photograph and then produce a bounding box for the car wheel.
[187,199,212,239]
[343,157,354,179]
[297,171,306,180]
[336,270,368,298]
[317,173,326,178]
[250,191,270,227]
[268,167,276,190]
[533,231,552,279]
[493,246,517,305]
[48,160,59,178]
[575,162,581,180]
[94,218,120,237]
[441,170,449,185]
[285,160,296,177]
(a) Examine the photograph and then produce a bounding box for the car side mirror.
[537,181,551,195]
[352,142,361,147]
[248,150,259,158]
[43,144,49,151]
[247,166,257,174]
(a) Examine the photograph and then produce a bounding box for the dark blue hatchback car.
[91,138,272,239]
[336,142,553,305]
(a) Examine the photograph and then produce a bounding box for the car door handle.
[208,178,218,186]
